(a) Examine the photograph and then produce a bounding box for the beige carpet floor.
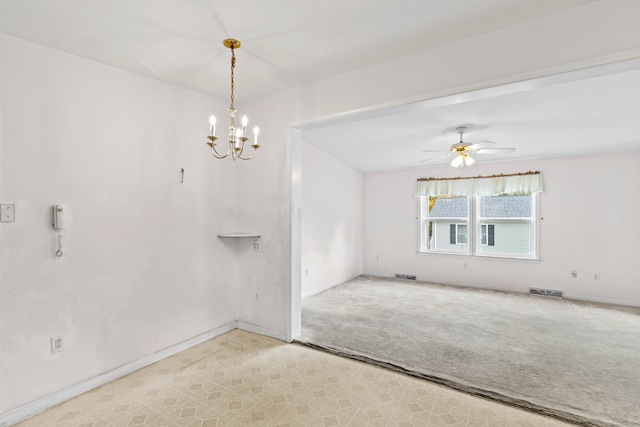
[297,275,640,427]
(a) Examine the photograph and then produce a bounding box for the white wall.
[301,141,363,298]
[235,0,640,339]
[363,152,640,306]
[0,34,237,413]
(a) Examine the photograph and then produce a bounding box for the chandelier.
[206,39,260,160]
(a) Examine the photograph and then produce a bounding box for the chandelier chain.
[230,46,235,109]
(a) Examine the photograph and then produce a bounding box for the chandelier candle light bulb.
[209,115,216,137]
[235,129,242,151]
[204,39,261,161]
[253,126,259,147]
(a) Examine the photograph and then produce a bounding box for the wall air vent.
[529,287,564,298]
[395,274,417,280]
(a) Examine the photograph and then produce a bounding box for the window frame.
[419,193,539,260]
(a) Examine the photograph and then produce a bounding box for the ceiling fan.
[419,126,516,167]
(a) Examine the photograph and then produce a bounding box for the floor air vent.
[529,287,564,298]
[395,274,417,280]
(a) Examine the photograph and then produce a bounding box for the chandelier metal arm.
[231,137,259,161]
[211,145,230,159]
[234,148,258,161]
[206,136,230,158]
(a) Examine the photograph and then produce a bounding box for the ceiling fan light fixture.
[463,154,475,166]
[451,155,464,168]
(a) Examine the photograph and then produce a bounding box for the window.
[423,196,469,254]
[476,194,533,257]
[480,224,495,246]
[452,224,467,244]
[420,193,538,259]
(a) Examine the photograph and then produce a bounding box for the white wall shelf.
[217,232,261,238]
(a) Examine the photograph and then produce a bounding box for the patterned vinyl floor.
[14,329,575,426]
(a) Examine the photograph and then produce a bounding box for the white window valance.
[414,171,542,197]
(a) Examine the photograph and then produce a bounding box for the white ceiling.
[2,0,639,172]
[0,0,592,101]
[301,60,640,171]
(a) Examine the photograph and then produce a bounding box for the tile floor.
[14,330,576,426]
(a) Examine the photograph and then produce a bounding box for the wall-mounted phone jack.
[56,232,64,257]
[52,205,67,257]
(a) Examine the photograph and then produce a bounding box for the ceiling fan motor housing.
[451,142,471,152]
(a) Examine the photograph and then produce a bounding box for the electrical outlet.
[253,240,261,251]
[255,291,260,301]
[571,270,578,279]
[51,335,64,354]
[593,273,600,280]
[1,204,15,222]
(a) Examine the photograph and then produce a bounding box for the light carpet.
[296,275,640,427]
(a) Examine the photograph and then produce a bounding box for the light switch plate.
[1,204,15,222]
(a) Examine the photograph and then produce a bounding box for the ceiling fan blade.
[418,153,452,163]
[467,140,496,150]
[474,147,516,154]
[421,149,451,153]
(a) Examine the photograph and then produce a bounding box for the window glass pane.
[480,194,531,218]
[477,193,534,258]
[423,196,469,253]
[456,224,467,244]
[477,220,531,256]
[425,220,468,253]
[428,196,468,218]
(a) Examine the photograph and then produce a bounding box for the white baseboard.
[564,293,640,308]
[0,322,236,427]
[235,321,287,341]
[301,287,331,299]
[373,274,640,308]
[302,274,363,299]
